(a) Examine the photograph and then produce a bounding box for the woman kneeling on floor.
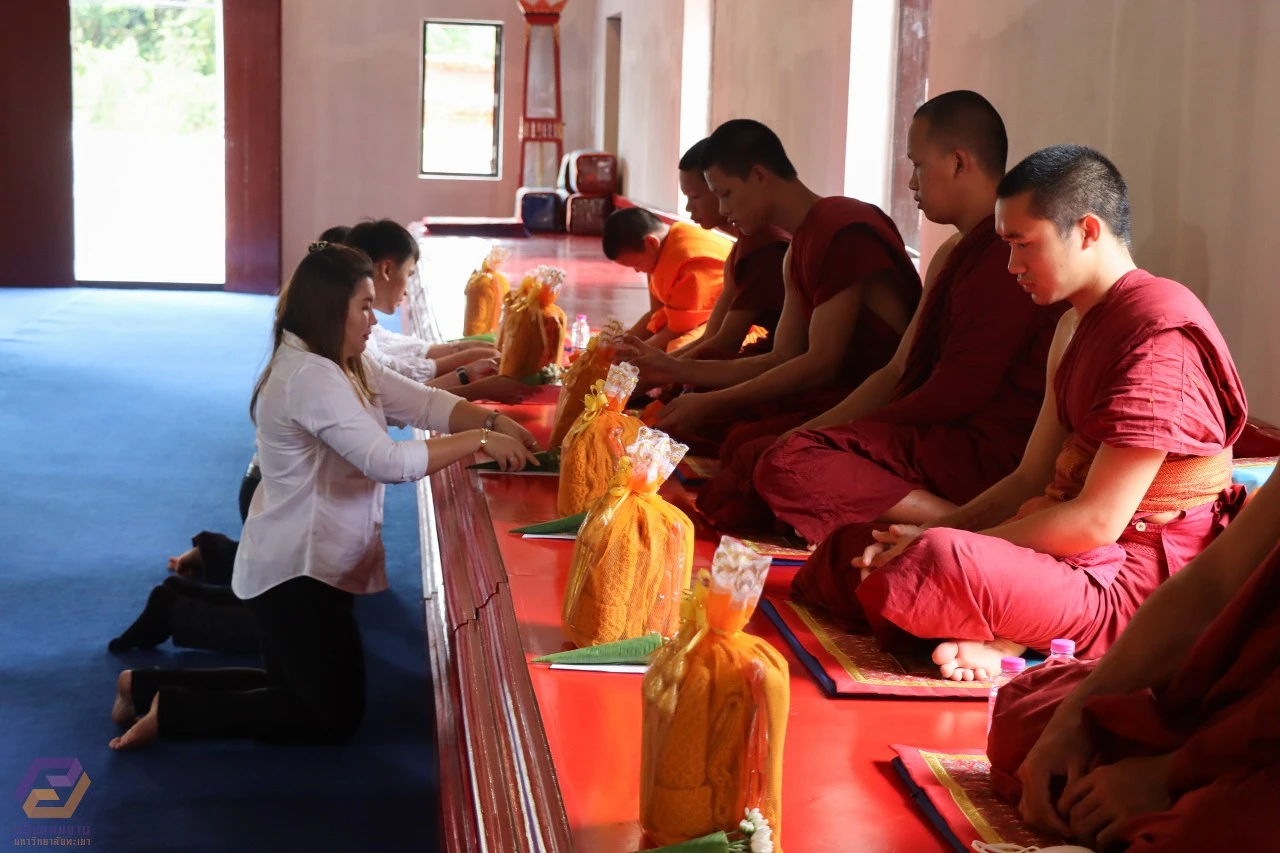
[109,242,541,750]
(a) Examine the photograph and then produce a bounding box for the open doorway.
[603,14,621,155]
[70,0,225,285]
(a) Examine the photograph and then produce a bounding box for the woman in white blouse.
[108,243,540,750]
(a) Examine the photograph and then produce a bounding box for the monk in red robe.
[666,137,789,359]
[792,144,1248,681]
[699,91,1064,536]
[987,475,1280,851]
[646,119,921,456]
[602,207,731,353]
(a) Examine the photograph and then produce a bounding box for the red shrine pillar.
[516,0,567,187]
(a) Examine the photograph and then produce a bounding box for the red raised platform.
[407,231,989,851]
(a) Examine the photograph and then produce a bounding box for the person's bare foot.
[111,670,136,725]
[167,546,201,577]
[109,694,159,751]
[932,638,1027,681]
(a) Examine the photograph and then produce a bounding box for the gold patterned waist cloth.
[1016,438,1233,519]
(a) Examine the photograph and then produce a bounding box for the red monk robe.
[699,215,1063,536]
[645,221,732,352]
[682,197,921,461]
[987,537,1280,850]
[792,269,1247,660]
[719,225,789,353]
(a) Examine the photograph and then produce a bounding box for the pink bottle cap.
[1000,656,1027,673]
[1050,639,1076,656]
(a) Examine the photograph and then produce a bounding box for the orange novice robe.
[646,222,732,351]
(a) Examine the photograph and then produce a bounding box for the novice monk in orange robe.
[699,91,1064,535]
[602,207,731,353]
[649,119,921,458]
[792,145,1247,681]
[987,476,1280,851]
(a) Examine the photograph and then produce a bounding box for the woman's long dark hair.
[251,243,376,421]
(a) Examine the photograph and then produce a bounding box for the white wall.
[281,0,595,271]
[926,0,1280,420]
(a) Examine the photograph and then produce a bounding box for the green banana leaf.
[509,511,587,536]
[532,633,663,665]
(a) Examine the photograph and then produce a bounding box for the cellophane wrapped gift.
[463,246,511,336]
[562,426,694,648]
[639,536,789,849]
[549,318,624,450]
[497,265,567,379]
[558,362,643,516]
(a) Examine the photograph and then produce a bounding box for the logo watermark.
[12,758,92,846]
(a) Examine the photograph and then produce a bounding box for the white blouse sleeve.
[368,325,437,382]
[289,362,430,484]
[368,358,462,433]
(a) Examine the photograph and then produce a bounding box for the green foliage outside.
[426,21,497,63]
[71,0,220,134]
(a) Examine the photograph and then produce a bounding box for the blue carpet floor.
[0,288,439,851]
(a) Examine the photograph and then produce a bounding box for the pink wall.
[281,0,596,272]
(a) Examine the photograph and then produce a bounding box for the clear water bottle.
[1048,638,1076,662]
[987,656,1026,735]
[569,314,591,356]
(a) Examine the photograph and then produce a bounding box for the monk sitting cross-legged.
[699,91,1065,536]
[602,207,731,353]
[987,474,1280,851]
[627,137,789,371]
[791,144,1248,681]
[648,119,922,459]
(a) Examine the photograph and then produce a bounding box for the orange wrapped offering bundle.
[639,536,789,850]
[562,426,694,648]
[497,265,568,380]
[548,318,624,450]
[558,362,643,516]
[462,246,511,336]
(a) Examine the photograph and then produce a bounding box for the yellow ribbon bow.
[563,379,609,448]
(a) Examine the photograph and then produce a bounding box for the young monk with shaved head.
[793,143,1247,681]
[700,90,1064,534]
[646,119,921,456]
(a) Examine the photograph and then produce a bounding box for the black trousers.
[129,576,366,743]
[237,465,261,525]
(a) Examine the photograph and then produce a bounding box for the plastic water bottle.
[987,656,1026,735]
[1048,638,1076,662]
[568,314,591,356]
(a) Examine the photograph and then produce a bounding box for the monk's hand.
[1016,708,1095,836]
[653,391,716,435]
[855,524,924,573]
[480,432,541,472]
[633,350,680,387]
[1060,753,1174,849]
[615,334,663,362]
[493,414,541,454]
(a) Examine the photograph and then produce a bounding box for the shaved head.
[998,144,1131,246]
[703,119,798,181]
[913,90,1008,180]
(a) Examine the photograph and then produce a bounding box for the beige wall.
[926,0,1280,420]
[586,0,686,211]
[710,0,855,196]
[586,0,866,211]
[281,0,596,271]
